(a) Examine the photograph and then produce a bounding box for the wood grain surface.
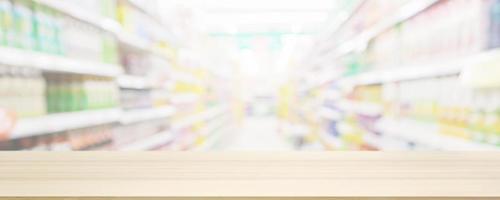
[0,152,499,197]
[0,198,498,200]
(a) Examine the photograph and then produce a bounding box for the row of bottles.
[0,65,119,119]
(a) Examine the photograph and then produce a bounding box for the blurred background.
[0,0,499,151]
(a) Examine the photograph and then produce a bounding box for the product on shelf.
[112,119,169,149]
[0,115,178,151]
[101,0,118,20]
[68,125,114,150]
[489,0,500,48]
[120,52,152,76]
[368,0,490,69]
[350,85,382,104]
[335,0,500,78]
[333,0,409,48]
[45,74,119,114]
[33,2,62,54]
[383,76,500,146]
[120,88,153,110]
[57,0,118,62]
[304,0,500,151]
[0,124,114,150]
[0,0,235,152]
[0,65,46,118]
[102,33,119,64]
[0,0,118,62]
[66,0,116,19]
[151,88,170,107]
[326,76,500,149]
[0,0,13,46]
[116,0,159,42]
[61,17,103,62]
[12,0,35,50]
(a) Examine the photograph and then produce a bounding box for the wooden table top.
[0,152,499,198]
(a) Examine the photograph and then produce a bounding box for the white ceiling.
[165,0,338,34]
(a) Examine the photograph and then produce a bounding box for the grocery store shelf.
[122,0,164,26]
[337,100,382,117]
[123,0,156,17]
[193,124,234,151]
[120,131,175,151]
[338,48,500,87]
[362,133,411,151]
[116,32,152,52]
[314,0,366,54]
[11,109,121,140]
[200,115,231,136]
[194,118,232,151]
[172,105,228,131]
[36,0,154,54]
[170,93,201,104]
[339,62,461,87]
[121,0,178,46]
[361,133,383,150]
[35,0,109,31]
[280,121,309,137]
[461,48,500,88]
[0,47,123,77]
[376,118,499,151]
[319,107,342,121]
[118,75,153,89]
[320,0,439,60]
[171,70,204,86]
[309,0,442,83]
[318,131,343,150]
[120,106,176,125]
[299,68,341,93]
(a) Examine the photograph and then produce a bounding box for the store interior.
[0,0,499,151]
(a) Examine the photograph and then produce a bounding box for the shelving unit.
[324,0,440,60]
[318,107,342,121]
[38,0,181,59]
[120,0,177,46]
[315,0,440,66]
[305,0,441,90]
[336,100,382,117]
[0,0,236,151]
[170,94,201,104]
[461,49,500,88]
[318,131,342,150]
[34,0,112,31]
[314,0,366,50]
[376,118,499,151]
[11,109,121,139]
[172,105,228,131]
[0,47,123,77]
[35,0,153,52]
[120,131,175,151]
[200,114,231,136]
[120,106,176,125]
[193,123,234,151]
[117,75,153,90]
[300,0,444,92]
[287,0,500,151]
[123,0,151,15]
[338,48,500,88]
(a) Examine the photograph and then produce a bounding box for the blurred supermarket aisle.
[2,0,500,151]
[223,116,292,151]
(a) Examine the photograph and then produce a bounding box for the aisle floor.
[222,116,293,151]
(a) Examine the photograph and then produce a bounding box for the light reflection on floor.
[222,116,293,151]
